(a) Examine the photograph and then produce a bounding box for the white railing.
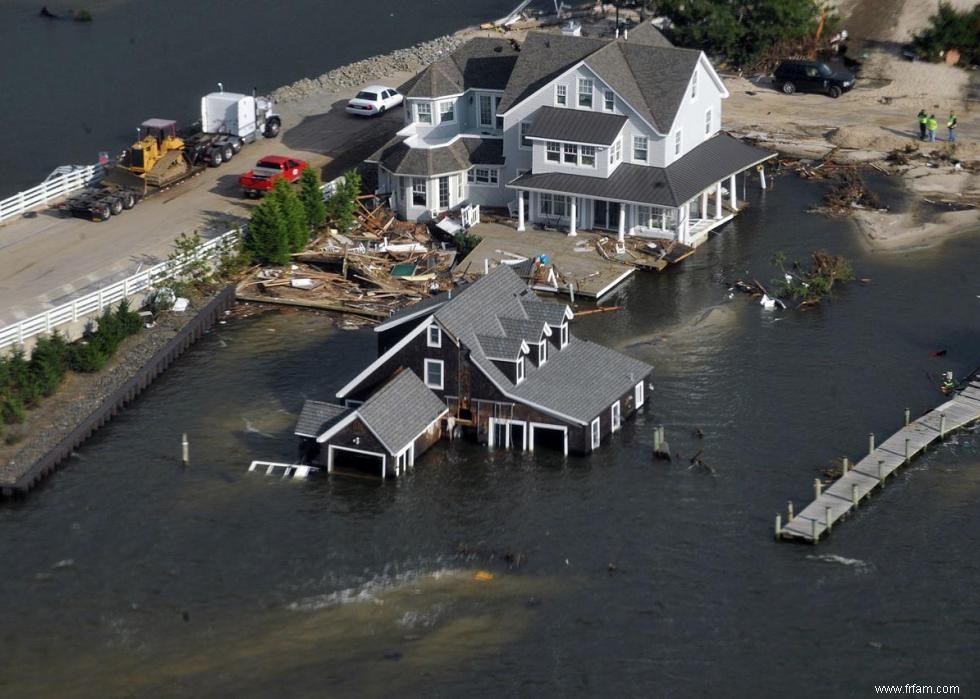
[0,229,241,352]
[0,163,106,223]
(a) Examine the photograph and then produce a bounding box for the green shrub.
[454,231,482,257]
[29,332,70,397]
[1,395,27,425]
[299,168,327,233]
[244,196,291,265]
[912,2,980,64]
[324,170,362,233]
[271,178,309,253]
[69,341,109,373]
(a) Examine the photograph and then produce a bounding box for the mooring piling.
[181,433,189,466]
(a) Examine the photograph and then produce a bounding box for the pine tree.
[325,170,362,233]
[299,168,327,232]
[245,197,291,265]
[271,178,308,253]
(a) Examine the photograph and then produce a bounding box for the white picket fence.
[0,163,105,223]
[0,229,241,352]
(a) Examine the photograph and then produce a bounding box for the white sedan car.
[345,86,404,116]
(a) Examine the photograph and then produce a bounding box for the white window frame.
[590,417,601,450]
[427,325,442,348]
[467,167,498,186]
[539,340,548,365]
[439,100,455,124]
[563,143,578,164]
[560,323,569,348]
[495,96,503,130]
[539,193,568,218]
[611,400,621,433]
[674,130,682,156]
[424,359,444,390]
[416,102,432,125]
[634,381,645,408]
[637,205,652,228]
[603,89,615,112]
[690,69,698,100]
[520,121,532,149]
[704,107,712,136]
[633,135,648,162]
[580,145,596,168]
[516,356,525,384]
[577,77,593,108]
[412,177,427,206]
[457,175,464,201]
[555,84,567,106]
[546,141,560,162]
[478,95,493,128]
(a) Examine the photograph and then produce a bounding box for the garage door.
[328,445,387,478]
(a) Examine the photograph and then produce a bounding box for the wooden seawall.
[0,286,237,498]
[778,377,980,543]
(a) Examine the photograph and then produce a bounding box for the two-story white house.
[368,23,774,247]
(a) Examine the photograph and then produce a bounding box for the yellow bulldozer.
[107,119,206,194]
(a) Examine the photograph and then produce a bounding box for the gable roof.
[526,106,627,146]
[375,281,472,333]
[624,21,674,48]
[404,38,521,98]
[295,400,351,438]
[508,133,775,207]
[356,370,447,453]
[367,137,504,177]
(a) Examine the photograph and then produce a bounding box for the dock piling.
[904,407,910,427]
[842,456,849,474]
[878,460,884,484]
[868,432,875,456]
[813,478,822,500]
[905,438,911,465]
[811,518,817,543]
[181,433,189,466]
[825,506,832,532]
[787,500,794,521]
[851,483,858,507]
[775,514,782,539]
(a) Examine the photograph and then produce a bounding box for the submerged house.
[369,21,775,248]
[297,265,653,477]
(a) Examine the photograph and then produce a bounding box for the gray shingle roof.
[433,265,652,425]
[520,299,569,326]
[405,38,521,98]
[295,400,351,438]
[498,33,608,114]
[368,137,504,177]
[625,21,674,48]
[508,134,775,207]
[526,106,627,146]
[497,316,547,343]
[376,281,473,331]
[477,334,526,360]
[358,370,447,453]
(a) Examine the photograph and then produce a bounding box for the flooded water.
[2,173,980,696]
[0,0,517,197]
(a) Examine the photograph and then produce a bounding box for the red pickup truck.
[239,155,308,197]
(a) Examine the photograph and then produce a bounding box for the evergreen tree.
[325,170,362,233]
[299,168,327,232]
[244,196,291,265]
[271,178,308,253]
[29,332,70,397]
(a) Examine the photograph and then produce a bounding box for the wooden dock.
[778,377,980,543]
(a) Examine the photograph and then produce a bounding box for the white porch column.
[568,197,577,237]
[700,190,708,219]
[714,181,722,219]
[617,204,626,242]
[729,174,738,211]
[678,203,689,244]
[517,190,525,231]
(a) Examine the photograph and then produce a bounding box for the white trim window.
[427,325,442,348]
[590,417,601,450]
[674,130,682,156]
[704,108,712,136]
[690,69,698,100]
[563,143,578,164]
[439,100,455,123]
[457,175,464,201]
[634,381,645,408]
[633,135,648,162]
[539,340,548,365]
[479,95,493,127]
[539,193,568,218]
[424,359,444,389]
[555,84,567,106]
[495,96,503,130]
[467,168,498,185]
[416,102,432,124]
[611,400,621,432]
[560,323,569,348]
[412,177,427,206]
[577,77,593,108]
[520,121,532,148]
[546,141,560,162]
[516,356,525,384]
[603,89,614,111]
[581,145,596,168]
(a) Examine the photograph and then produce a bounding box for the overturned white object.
[172,297,190,313]
[436,217,463,237]
[248,460,319,480]
[760,294,777,310]
[290,278,315,289]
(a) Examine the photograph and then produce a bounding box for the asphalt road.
[0,82,409,328]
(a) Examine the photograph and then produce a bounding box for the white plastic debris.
[290,278,315,289]
[172,297,190,313]
[760,294,777,310]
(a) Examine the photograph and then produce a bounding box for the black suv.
[773,60,855,98]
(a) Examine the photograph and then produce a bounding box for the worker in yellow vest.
[917,109,928,140]
[927,114,938,143]
[948,111,958,142]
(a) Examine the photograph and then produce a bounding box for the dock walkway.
[779,378,980,543]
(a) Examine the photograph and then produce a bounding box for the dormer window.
[417,102,432,124]
[691,69,698,100]
[520,121,532,148]
[555,84,567,106]
[479,95,493,128]
[546,141,560,162]
[427,325,442,348]
[705,108,712,136]
[516,356,525,384]
[439,101,455,123]
[560,323,569,348]
[674,130,682,156]
[633,136,648,163]
[539,340,548,365]
[577,78,593,108]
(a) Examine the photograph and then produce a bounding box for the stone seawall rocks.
[270,34,468,103]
